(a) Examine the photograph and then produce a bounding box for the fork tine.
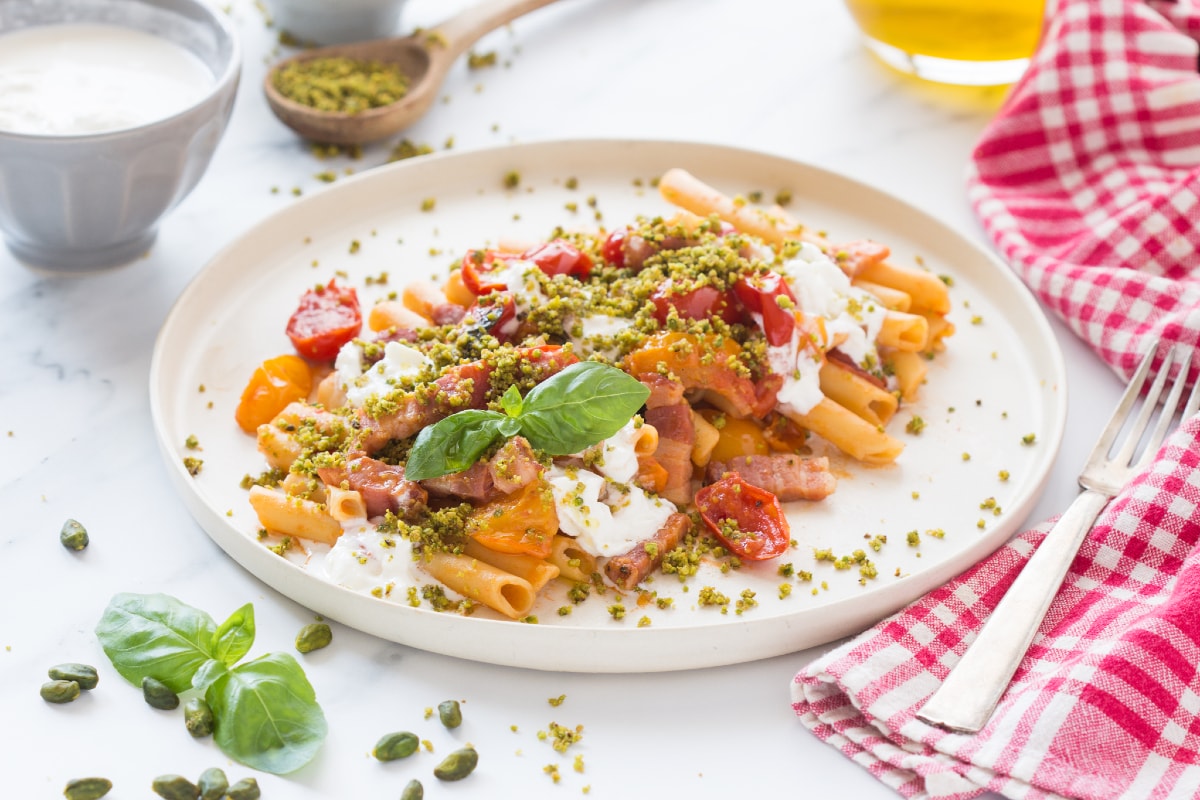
[1184,364,1200,421]
[1136,347,1190,469]
[1092,341,1158,460]
[1114,344,1174,468]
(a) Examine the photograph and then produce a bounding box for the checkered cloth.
[792,1,1200,798]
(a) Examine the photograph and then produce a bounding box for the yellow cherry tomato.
[469,480,559,559]
[701,409,770,464]
[235,354,312,433]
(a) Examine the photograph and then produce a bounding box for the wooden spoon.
[264,0,567,145]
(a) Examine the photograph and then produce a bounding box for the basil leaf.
[500,383,524,417]
[192,658,228,694]
[212,603,255,667]
[518,362,650,455]
[403,409,508,481]
[205,652,327,775]
[95,593,217,693]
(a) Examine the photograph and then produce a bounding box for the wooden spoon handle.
[432,0,567,61]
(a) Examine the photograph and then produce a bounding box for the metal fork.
[917,340,1200,734]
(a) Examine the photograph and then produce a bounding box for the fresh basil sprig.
[96,593,326,774]
[404,361,650,481]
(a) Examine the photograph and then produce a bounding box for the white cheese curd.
[588,418,644,484]
[320,521,422,593]
[336,340,432,408]
[0,23,214,136]
[546,466,674,558]
[763,242,890,413]
[568,312,632,358]
[491,259,547,317]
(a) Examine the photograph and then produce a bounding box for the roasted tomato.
[649,282,741,326]
[732,271,797,347]
[694,474,790,561]
[521,239,593,280]
[469,480,559,558]
[286,279,362,361]
[235,354,312,434]
[461,293,518,344]
[460,249,514,296]
[601,228,627,268]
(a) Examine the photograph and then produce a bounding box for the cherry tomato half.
[601,229,627,269]
[468,480,559,559]
[521,239,593,280]
[460,250,514,296]
[235,354,312,433]
[650,282,741,326]
[462,293,518,343]
[732,271,797,347]
[694,474,791,561]
[285,279,362,361]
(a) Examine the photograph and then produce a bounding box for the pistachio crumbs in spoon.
[263,0,567,145]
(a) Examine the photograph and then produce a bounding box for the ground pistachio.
[227,777,261,800]
[63,776,112,800]
[400,778,423,800]
[433,746,478,781]
[373,730,419,761]
[41,679,80,704]
[151,774,199,800]
[184,697,215,737]
[197,768,228,800]
[49,663,98,690]
[60,519,89,551]
[437,699,462,729]
[141,676,180,710]
[294,622,332,654]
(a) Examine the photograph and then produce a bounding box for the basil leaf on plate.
[212,603,255,667]
[403,409,509,481]
[518,362,650,455]
[205,653,328,775]
[95,593,217,693]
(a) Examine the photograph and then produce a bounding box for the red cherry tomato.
[521,240,593,279]
[649,282,741,325]
[460,250,513,296]
[601,229,627,268]
[285,279,362,361]
[694,474,791,561]
[733,272,798,347]
[463,293,518,343]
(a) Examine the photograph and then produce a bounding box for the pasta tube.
[418,552,536,620]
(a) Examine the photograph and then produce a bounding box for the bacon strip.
[421,436,543,502]
[705,454,836,502]
[644,403,694,505]
[317,455,427,519]
[604,512,690,590]
[825,349,887,390]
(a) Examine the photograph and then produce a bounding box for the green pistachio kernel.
[433,746,479,781]
[141,676,180,710]
[63,777,112,800]
[49,663,98,690]
[437,699,462,729]
[373,731,420,761]
[197,768,228,800]
[184,697,215,738]
[151,775,199,800]
[60,519,89,551]
[400,779,424,800]
[295,622,333,654]
[41,679,80,704]
[227,778,261,800]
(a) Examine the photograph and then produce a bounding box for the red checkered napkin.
[967,0,1200,378]
[792,420,1200,800]
[792,1,1200,797]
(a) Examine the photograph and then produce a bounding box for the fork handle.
[915,489,1111,733]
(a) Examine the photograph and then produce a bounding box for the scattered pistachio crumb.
[999,470,1010,481]
[420,197,436,212]
[1022,433,1037,445]
[548,694,566,707]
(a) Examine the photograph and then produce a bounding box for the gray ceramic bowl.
[0,0,240,272]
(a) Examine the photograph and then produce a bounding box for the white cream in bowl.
[0,23,214,136]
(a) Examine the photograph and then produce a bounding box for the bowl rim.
[0,0,242,142]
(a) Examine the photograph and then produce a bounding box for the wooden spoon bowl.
[264,0,565,145]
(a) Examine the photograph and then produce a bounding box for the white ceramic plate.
[150,139,1066,672]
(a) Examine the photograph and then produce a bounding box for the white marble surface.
[1,0,1123,797]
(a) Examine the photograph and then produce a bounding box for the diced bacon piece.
[318,455,427,519]
[604,512,690,589]
[705,454,836,502]
[826,348,886,389]
[431,303,467,326]
[644,403,695,505]
[488,436,543,495]
[421,461,494,502]
[637,372,685,409]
